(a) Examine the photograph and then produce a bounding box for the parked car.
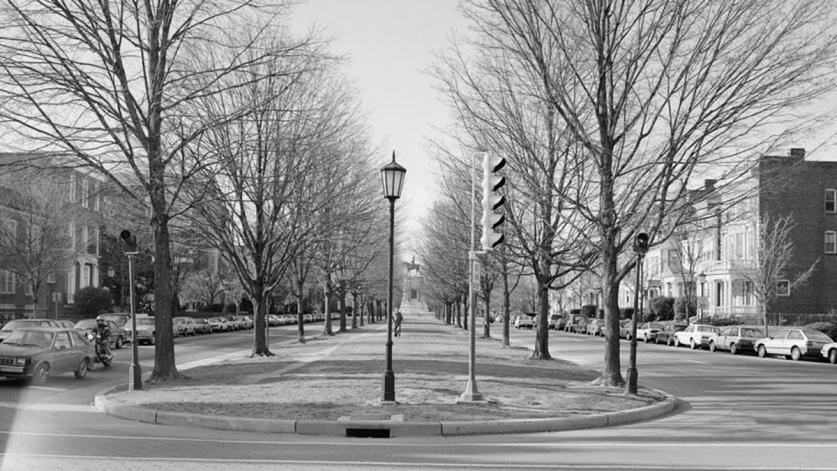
[235,315,253,329]
[194,318,213,335]
[548,314,566,330]
[821,342,837,364]
[0,327,93,384]
[636,322,665,343]
[673,323,721,349]
[573,317,592,334]
[226,315,245,330]
[74,319,127,349]
[208,317,231,332]
[655,323,688,346]
[514,314,535,329]
[97,312,132,329]
[131,317,156,345]
[710,325,764,354]
[586,319,604,336]
[0,319,63,343]
[172,316,197,336]
[754,328,834,361]
[618,319,633,339]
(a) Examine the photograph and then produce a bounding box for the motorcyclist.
[95,318,112,357]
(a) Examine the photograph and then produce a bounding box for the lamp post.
[380,150,405,402]
[120,230,142,391]
[626,233,649,395]
[697,272,707,324]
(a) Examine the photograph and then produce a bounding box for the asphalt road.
[1,318,836,470]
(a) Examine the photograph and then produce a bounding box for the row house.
[0,153,106,320]
[621,148,837,320]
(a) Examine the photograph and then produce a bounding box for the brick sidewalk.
[103,312,663,423]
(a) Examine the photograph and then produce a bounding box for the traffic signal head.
[480,152,506,250]
[120,230,138,251]
[633,232,649,255]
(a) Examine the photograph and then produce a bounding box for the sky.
[290,0,468,250]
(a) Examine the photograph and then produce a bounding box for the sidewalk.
[96,312,676,436]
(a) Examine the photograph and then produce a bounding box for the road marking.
[0,401,96,413]
[1,430,836,448]
[0,454,835,470]
[22,385,67,392]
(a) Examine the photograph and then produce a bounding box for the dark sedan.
[0,327,93,384]
[655,323,688,346]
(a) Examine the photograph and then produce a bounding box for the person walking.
[394,309,403,337]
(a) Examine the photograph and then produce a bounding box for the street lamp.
[120,230,142,391]
[697,272,707,324]
[626,232,649,395]
[380,150,405,402]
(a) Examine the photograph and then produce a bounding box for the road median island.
[98,315,676,436]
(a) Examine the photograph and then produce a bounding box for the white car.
[514,314,534,329]
[635,322,665,343]
[821,342,837,364]
[754,328,833,361]
[673,324,720,349]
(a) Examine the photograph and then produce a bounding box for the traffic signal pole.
[460,152,482,402]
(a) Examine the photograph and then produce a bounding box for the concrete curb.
[95,387,678,437]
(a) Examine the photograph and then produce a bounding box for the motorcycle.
[86,331,113,368]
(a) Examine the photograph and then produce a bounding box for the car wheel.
[668,337,674,347]
[729,343,737,355]
[149,333,156,345]
[74,359,89,379]
[790,346,801,361]
[690,338,697,350]
[829,349,837,364]
[31,363,50,385]
[758,345,767,358]
[115,336,124,349]
[709,341,716,352]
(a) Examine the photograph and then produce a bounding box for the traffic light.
[480,152,506,250]
[120,230,138,252]
[633,232,649,255]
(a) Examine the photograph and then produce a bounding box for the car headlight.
[14,357,27,366]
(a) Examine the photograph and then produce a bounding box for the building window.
[81,179,89,208]
[733,280,753,306]
[776,279,790,297]
[826,189,837,214]
[0,270,15,294]
[826,231,837,254]
[715,281,724,307]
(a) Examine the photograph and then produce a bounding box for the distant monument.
[402,255,424,306]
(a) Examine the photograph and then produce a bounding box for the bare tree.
[455,0,837,386]
[0,168,79,317]
[0,0,312,381]
[735,214,818,336]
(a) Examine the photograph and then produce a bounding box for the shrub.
[74,287,113,317]
[223,303,237,313]
[581,304,597,318]
[804,322,837,341]
[649,296,675,321]
[674,296,697,322]
[620,307,635,320]
[710,317,743,327]
[209,303,224,312]
[640,310,656,323]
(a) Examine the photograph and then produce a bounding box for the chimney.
[790,148,806,159]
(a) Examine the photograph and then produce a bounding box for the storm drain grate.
[346,428,390,438]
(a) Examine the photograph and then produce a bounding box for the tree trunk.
[502,268,510,347]
[352,292,359,328]
[482,294,491,338]
[148,204,181,382]
[600,247,624,386]
[296,294,305,343]
[251,291,272,356]
[323,273,334,335]
[338,286,347,332]
[531,276,552,360]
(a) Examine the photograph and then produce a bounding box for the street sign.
[51,292,61,302]
[697,296,709,309]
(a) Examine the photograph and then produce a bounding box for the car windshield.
[136,318,155,326]
[804,330,833,342]
[740,328,764,337]
[649,322,665,329]
[1,320,38,331]
[75,320,97,329]
[3,329,53,348]
[100,315,129,324]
